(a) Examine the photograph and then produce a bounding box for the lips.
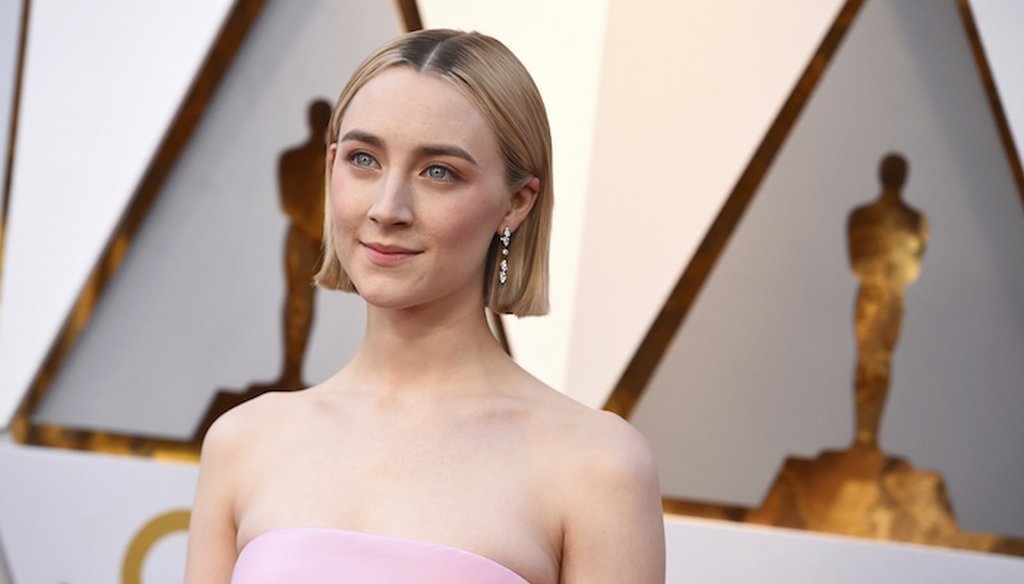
[361,241,421,265]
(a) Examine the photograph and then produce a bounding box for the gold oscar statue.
[274,100,331,389]
[193,100,332,441]
[848,153,927,449]
[743,153,1022,555]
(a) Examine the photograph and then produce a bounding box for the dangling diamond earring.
[499,227,511,285]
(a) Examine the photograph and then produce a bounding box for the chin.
[350,277,423,310]
[359,292,417,310]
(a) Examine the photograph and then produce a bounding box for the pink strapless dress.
[232,527,532,583]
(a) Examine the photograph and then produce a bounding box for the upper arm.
[560,413,665,584]
[185,411,243,583]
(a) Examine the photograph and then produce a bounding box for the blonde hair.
[314,29,552,316]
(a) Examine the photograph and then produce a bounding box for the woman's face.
[328,66,514,312]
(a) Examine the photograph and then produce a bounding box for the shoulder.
[530,391,665,582]
[199,390,303,465]
[194,390,316,524]
[529,388,657,485]
[560,406,659,500]
[188,392,302,580]
[521,387,661,518]
[203,391,283,442]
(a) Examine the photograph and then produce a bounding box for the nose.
[367,172,414,226]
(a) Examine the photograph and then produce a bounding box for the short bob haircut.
[314,29,552,317]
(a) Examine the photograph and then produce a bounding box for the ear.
[326,142,338,168]
[501,176,540,234]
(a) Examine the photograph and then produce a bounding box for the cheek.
[432,195,506,255]
[327,174,367,275]
[329,173,362,232]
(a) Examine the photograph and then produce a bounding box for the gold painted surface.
[121,509,191,584]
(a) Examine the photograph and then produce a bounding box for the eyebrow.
[340,129,479,168]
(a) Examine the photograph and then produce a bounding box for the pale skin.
[185,67,665,584]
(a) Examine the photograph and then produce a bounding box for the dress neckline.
[240,526,533,584]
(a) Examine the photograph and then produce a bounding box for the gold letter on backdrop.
[121,509,190,584]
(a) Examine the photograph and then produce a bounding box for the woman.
[186,29,665,583]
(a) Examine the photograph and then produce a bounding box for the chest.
[268,428,532,516]
[235,411,561,584]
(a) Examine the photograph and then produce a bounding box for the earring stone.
[499,227,511,285]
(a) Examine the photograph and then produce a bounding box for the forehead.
[340,67,498,155]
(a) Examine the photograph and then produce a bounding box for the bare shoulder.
[200,390,306,464]
[531,387,657,486]
[529,387,665,583]
[577,409,657,485]
[188,391,305,582]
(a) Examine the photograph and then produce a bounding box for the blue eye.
[349,152,377,168]
[425,165,454,182]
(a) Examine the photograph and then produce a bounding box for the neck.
[344,299,511,399]
[880,187,901,203]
